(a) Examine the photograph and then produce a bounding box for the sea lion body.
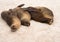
[1,4,31,32]
[11,6,31,26]
[24,7,54,25]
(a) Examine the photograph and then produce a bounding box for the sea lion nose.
[11,25,17,32]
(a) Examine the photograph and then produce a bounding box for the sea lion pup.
[12,4,31,26]
[1,10,21,32]
[1,4,31,32]
[24,7,54,25]
[1,4,24,32]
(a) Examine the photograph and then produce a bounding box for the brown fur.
[24,7,54,25]
[10,16,21,32]
[10,5,31,26]
[1,4,31,32]
[1,4,54,32]
[1,10,21,32]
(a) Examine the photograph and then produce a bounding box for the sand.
[0,0,60,42]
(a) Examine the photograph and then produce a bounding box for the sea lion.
[24,7,54,25]
[1,4,31,32]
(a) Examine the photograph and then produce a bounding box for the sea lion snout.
[11,25,17,32]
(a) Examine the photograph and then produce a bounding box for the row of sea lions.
[1,4,54,32]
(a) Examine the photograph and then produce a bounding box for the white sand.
[0,0,60,42]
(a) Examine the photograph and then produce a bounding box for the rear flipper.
[18,4,25,7]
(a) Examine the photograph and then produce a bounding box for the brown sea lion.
[24,7,54,25]
[1,4,31,32]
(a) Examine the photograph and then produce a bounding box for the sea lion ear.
[18,4,25,7]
